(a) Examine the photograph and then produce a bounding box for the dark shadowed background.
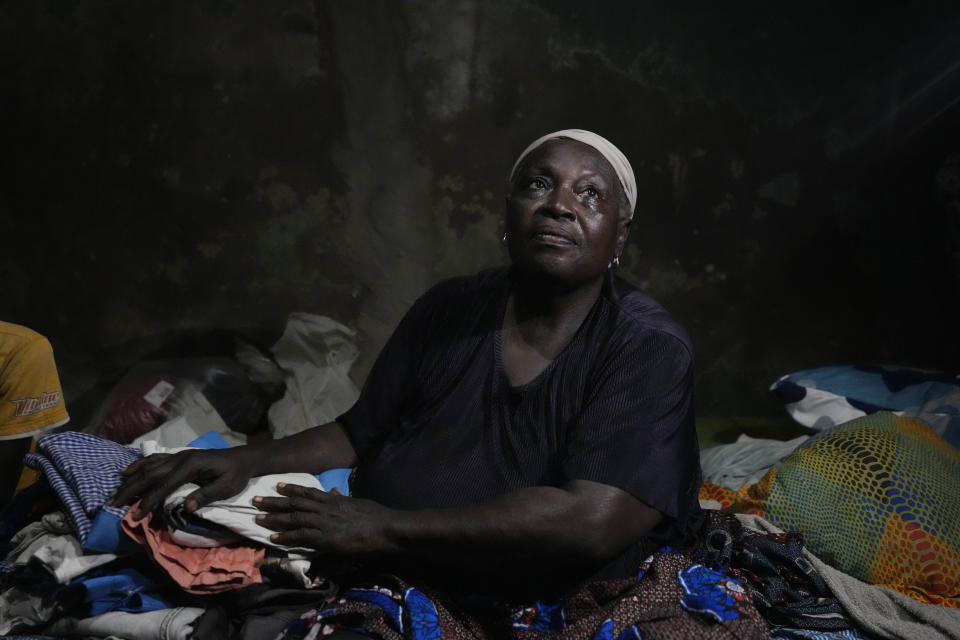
[2,1,958,428]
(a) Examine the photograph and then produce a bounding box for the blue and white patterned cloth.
[770,365,960,450]
[23,432,141,542]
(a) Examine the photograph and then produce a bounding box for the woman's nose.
[539,188,576,220]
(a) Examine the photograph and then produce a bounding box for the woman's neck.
[508,274,604,331]
[500,274,605,386]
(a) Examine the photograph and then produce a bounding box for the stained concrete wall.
[2,1,958,423]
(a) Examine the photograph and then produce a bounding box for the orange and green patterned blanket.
[699,412,960,608]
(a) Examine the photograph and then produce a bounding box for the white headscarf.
[510,129,637,220]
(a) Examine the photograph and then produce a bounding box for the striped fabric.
[23,432,140,542]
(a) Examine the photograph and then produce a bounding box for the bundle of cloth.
[0,431,336,639]
[4,428,960,639]
[699,411,960,612]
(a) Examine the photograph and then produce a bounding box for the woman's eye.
[528,178,546,190]
[583,186,599,198]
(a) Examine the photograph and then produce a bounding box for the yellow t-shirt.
[0,321,70,440]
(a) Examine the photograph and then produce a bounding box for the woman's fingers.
[257,512,334,550]
[252,496,295,512]
[254,487,331,514]
[123,451,217,517]
[276,482,330,501]
[253,491,387,555]
[268,527,322,547]
[119,456,152,476]
[256,510,322,531]
[180,473,248,513]
[254,486,342,540]
[133,463,203,518]
[110,454,175,507]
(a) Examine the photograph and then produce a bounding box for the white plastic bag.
[267,313,361,438]
[131,390,247,449]
[87,358,266,443]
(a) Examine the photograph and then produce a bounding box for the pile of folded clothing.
[0,431,338,640]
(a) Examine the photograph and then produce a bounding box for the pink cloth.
[122,501,264,594]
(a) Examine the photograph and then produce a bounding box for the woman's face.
[505,139,629,288]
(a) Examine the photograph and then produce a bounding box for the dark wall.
[3,1,958,421]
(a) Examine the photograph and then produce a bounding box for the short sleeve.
[558,330,700,525]
[0,335,70,439]
[337,294,435,459]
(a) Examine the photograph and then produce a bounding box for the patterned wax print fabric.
[698,412,960,608]
[338,268,702,587]
[275,550,768,640]
[0,321,69,440]
[23,432,140,542]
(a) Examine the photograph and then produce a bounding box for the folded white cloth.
[163,473,326,558]
[142,441,326,557]
[700,434,809,490]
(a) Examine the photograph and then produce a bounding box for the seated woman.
[112,129,703,617]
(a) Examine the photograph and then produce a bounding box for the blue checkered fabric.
[23,432,141,542]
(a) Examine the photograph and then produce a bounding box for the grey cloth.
[190,583,335,640]
[699,434,809,490]
[43,607,204,640]
[5,512,72,560]
[5,511,116,584]
[736,513,960,640]
[0,586,57,635]
[805,553,960,640]
[259,555,322,589]
[31,536,116,584]
[190,606,230,640]
[238,609,305,640]
[233,584,335,640]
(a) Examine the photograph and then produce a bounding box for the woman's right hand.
[110,447,256,519]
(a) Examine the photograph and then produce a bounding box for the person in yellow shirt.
[0,321,70,506]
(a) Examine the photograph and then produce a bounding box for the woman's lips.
[530,230,574,246]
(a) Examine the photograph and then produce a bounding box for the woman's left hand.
[254,483,396,556]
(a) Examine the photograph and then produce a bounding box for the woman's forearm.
[113,421,358,516]
[259,478,663,579]
[249,421,358,476]
[383,480,661,571]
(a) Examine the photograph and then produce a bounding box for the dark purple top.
[338,267,702,581]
